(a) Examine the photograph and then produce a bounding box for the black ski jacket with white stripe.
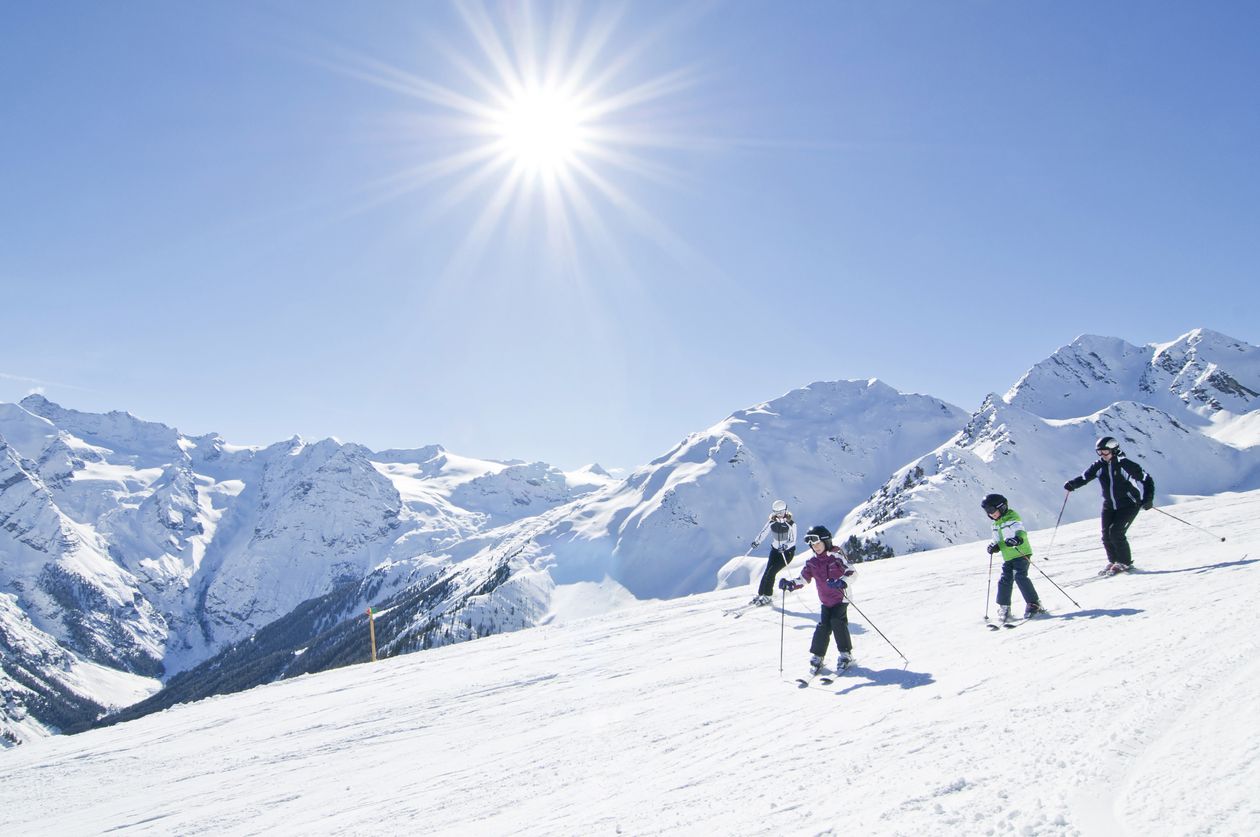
[1065,454,1155,511]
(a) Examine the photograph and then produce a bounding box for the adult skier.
[982,493,1044,624]
[1064,436,1156,575]
[778,525,856,674]
[748,500,797,606]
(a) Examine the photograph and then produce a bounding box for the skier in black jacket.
[1064,436,1155,575]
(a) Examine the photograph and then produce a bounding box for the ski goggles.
[804,534,825,544]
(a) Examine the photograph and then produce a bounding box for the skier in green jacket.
[982,493,1045,624]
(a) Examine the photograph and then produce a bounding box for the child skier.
[748,499,797,606]
[779,524,856,674]
[982,493,1045,624]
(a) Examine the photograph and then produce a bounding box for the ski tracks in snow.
[1064,559,1260,836]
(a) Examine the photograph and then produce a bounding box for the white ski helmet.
[771,499,788,514]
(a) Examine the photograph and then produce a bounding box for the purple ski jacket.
[799,547,856,607]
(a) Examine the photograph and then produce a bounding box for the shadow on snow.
[1133,556,1256,576]
[832,664,935,695]
[1051,607,1144,621]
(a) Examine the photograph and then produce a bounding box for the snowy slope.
[1,490,1256,835]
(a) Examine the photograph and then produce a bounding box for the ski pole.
[845,597,908,664]
[1152,506,1226,542]
[984,550,995,622]
[1040,491,1070,561]
[779,586,787,674]
[1027,557,1080,608]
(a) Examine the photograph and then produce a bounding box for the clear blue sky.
[3,1,1258,471]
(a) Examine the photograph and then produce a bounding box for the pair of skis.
[722,601,769,619]
[795,659,854,688]
[985,609,1050,630]
[1066,565,1140,588]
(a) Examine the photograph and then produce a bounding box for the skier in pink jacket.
[779,524,857,675]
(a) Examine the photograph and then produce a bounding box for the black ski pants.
[1101,505,1141,566]
[757,546,796,598]
[996,556,1038,607]
[809,601,852,658]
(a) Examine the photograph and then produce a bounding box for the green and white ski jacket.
[990,509,1032,561]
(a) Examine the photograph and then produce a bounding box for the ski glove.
[1063,481,1074,492]
[750,541,760,549]
[986,542,1001,555]
[778,578,803,592]
[1004,536,1023,547]
[1142,498,1154,511]
[825,578,847,590]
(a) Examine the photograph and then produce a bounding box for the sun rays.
[326,1,709,277]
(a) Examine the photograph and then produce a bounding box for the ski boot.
[996,605,1012,624]
[1024,602,1045,619]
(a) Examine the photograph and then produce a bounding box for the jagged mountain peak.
[18,395,187,465]
[1004,327,1259,423]
[733,377,918,421]
[0,401,62,457]
[275,434,306,453]
[372,444,447,464]
[1156,326,1251,354]
[15,393,57,412]
[1003,334,1148,417]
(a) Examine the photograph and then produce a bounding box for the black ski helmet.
[981,493,1008,516]
[805,524,833,547]
[1096,436,1120,454]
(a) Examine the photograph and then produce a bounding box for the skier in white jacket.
[749,500,797,606]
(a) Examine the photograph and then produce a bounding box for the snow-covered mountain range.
[0,400,613,743]
[3,327,1258,744]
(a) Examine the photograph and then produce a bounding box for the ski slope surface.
[2,491,1258,836]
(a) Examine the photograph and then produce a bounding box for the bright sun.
[494,88,588,176]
